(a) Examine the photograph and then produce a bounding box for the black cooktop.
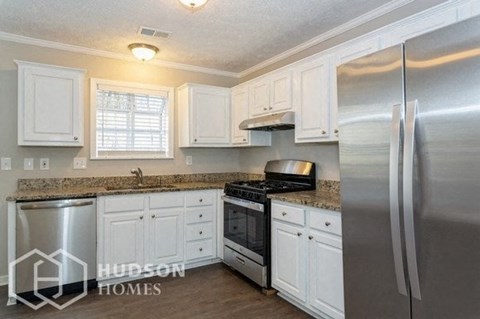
[228,180,312,192]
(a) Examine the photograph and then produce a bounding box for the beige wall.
[0,40,242,278]
[238,131,340,181]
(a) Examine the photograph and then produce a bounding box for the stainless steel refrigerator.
[337,16,480,319]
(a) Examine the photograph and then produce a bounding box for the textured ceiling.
[0,0,393,72]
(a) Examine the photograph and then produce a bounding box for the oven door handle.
[221,195,264,212]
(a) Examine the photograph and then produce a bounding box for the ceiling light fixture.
[178,0,209,10]
[128,43,159,61]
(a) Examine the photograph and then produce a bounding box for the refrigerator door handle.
[389,103,408,296]
[404,100,422,300]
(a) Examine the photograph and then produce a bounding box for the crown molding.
[0,31,239,78]
[238,0,414,78]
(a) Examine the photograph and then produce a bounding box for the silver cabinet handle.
[282,212,287,216]
[297,232,302,237]
[199,231,203,235]
[334,129,339,134]
[73,136,78,141]
[263,107,267,111]
[321,130,327,135]
[199,214,203,218]
[308,235,313,240]
[325,221,331,227]
[20,199,93,210]
[194,138,197,142]
[404,100,421,300]
[151,214,155,219]
[389,103,408,296]
[235,256,246,265]
[199,248,203,252]
[269,107,273,110]
[199,199,203,203]
[242,138,247,142]
[139,216,144,220]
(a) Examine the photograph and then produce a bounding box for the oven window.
[224,201,265,259]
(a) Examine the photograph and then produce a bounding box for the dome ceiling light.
[178,0,209,10]
[128,43,159,61]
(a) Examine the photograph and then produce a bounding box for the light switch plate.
[40,158,50,170]
[1,157,12,170]
[186,156,193,166]
[24,158,34,170]
[73,157,87,170]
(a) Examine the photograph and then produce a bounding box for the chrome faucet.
[131,168,144,186]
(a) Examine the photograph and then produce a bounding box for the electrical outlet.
[40,158,50,170]
[24,158,34,171]
[73,157,87,170]
[1,157,12,170]
[186,156,193,166]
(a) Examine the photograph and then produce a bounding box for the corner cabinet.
[178,83,231,147]
[271,201,344,319]
[231,85,271,147]
[15,60,85,147]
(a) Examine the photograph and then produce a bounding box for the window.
[90,78,174,159]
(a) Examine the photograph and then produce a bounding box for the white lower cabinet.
[149,208,184,265]
[98,190,218,281]
[271,201,344,319]
[103,211,145,271]
[271,221,307,302]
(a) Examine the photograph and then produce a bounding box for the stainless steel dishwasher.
[16,198,97,300]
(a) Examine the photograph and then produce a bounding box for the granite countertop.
[268,189,341,212]
[7,181,230,202]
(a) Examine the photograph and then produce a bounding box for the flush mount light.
[178,0,209,10]
[128,43,159,61]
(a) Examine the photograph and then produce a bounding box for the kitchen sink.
[105,184,177,191]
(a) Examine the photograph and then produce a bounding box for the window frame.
[90,78,174,160]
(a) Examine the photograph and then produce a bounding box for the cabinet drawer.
[150,192,184,209]
[186,191,214,207]
[186,222,213,242]
[104,195,144,213]
[272,202,305,226]
[186,239,213,261]
[310,209,342,236]
[185,207,213,224]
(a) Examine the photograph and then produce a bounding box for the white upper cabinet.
[231,85,250,144]
[178,83,231,147]
[231,85,271,147]
[384,6,458,47]
[16,60,85,147]
[293,55,332,143]
[250,69,293,117]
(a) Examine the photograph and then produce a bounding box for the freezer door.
[405,16,480,319]
[338,45,410,319]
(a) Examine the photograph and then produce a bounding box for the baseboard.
[0,275,8,287]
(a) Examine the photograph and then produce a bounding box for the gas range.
[224,179,315,202]
[222,160,316,288]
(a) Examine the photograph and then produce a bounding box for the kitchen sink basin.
[105,184,176,191]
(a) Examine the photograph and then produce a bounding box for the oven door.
[222,195,266,265]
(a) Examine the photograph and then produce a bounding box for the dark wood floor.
[0,263,311,319]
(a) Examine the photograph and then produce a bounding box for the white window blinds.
[93,81,173,159]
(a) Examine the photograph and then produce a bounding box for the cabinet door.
[103,211,145,276]
[271,221,307,302]
[231,86,249,145]
[308,230,344,319]
[191,86,230,145]
[250,79,270,117]
[294,56,331,142]
[17,62,84,146]
[270,70,292,113]
[149,208,184,265]
[329,38,382,141]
